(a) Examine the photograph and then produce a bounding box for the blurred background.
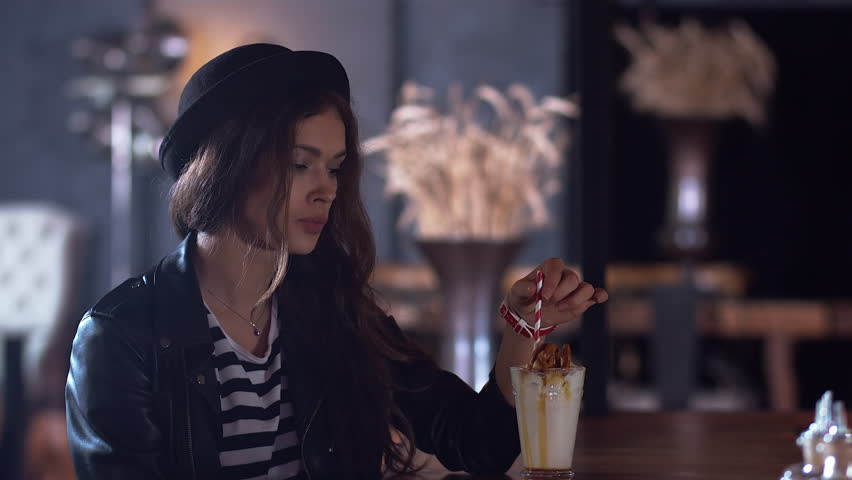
[1,0,851,478]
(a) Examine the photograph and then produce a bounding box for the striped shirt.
[206,298,303,479]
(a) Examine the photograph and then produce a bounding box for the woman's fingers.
[509,259,609,322]
[549,267,581,305]
[539,258,566,300]
[556,282,595,312]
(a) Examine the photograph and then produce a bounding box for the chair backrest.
[0,203,87,397]
[0,203,84,336]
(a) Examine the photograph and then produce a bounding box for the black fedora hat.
[159,43,350,179]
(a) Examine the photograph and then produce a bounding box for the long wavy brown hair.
[169,87,436,476]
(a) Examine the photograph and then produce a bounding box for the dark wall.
[0,0,399,314]
[610,7,852,299]
[7,1,851,307]
[1,0,572,317]
[0,0,145,316]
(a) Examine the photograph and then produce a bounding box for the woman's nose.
[311,173,337,204]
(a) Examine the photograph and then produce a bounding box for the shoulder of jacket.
[90,276,150,318]
[82,276,155,347]
[72,276,156,365]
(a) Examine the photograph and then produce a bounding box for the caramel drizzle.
[538,388,548,467]
[527,343,572,370]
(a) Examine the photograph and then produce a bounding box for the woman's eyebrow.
[295,144,347,158]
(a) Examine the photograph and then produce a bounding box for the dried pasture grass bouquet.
[364,81,577,241]
[615,18,775,126]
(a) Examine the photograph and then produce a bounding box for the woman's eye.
[293,163,308,171]
[329,168,342,176]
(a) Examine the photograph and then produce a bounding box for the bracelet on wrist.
[499,298,557,340]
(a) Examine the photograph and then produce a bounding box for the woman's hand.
[506,257,608,329]
[494,258,609,405]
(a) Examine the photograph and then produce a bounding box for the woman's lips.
[298,218,326,234]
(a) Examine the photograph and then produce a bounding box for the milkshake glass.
[511,365,585,479]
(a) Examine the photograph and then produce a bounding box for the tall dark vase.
[658,118,719,260]
[416,239,525,390]
[655,118,719,408]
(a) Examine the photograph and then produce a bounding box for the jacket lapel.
[146,233,221,423]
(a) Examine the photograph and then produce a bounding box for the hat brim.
[159,50,350,179]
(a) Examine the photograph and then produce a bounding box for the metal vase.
[654,118,718,407]
[658,118,719,259]
[416,239,525,390]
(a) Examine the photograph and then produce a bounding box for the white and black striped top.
[206,298,303,480]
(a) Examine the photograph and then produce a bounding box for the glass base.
[521,468,575,479]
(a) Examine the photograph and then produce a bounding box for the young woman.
[65,43,607,480]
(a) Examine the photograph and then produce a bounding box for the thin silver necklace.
[203,287,267,336]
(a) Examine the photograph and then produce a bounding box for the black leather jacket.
[65,234,520,479]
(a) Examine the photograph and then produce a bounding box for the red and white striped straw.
[534,270,544,340]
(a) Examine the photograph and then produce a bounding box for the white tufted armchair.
[0,203,86,479]
[0,203,86,389]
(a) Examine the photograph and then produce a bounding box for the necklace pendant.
[253,327,261,336]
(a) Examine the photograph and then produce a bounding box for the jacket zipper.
[183,361,197,480]
[301,394,325,480]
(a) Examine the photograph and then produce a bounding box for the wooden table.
[403,412,807,479]
[373,263,852,411]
